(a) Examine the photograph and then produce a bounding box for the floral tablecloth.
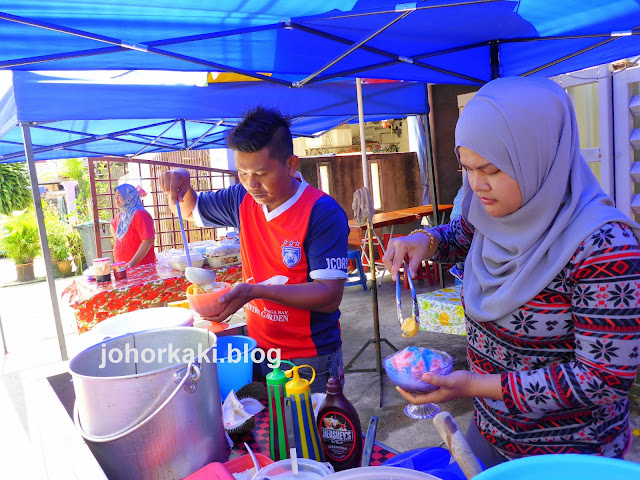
[417,285,466,336]
[62,263,243,333]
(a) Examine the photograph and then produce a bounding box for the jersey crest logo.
[282,240,301,268]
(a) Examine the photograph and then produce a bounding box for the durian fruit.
[226,415,256,436]
[236,381,267,402]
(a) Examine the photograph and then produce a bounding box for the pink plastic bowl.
[186,283,232,317]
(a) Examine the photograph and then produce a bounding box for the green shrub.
[0,163,32,215]
[0,209,41,264]
[43,201,73,262]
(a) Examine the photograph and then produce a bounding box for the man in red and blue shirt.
[159,106,349,391]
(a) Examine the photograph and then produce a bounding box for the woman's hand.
[396,370,476,405]
[382,232,433,280]
[396,370,503,404]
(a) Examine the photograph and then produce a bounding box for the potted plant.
[49,224,72,276]
[44,201,73,276]
[0,209,41,282]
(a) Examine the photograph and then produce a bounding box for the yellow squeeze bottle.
[284,365,324,462]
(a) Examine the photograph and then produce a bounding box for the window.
[317,163,331,195]
[370,161,382,210]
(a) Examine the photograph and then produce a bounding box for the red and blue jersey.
[194,179,349,359]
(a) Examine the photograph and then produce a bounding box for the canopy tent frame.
[1,71,432,365]
[1,1,640,87]
[1,73,429,163]
[21,123,68,359]
[2,0,639,382]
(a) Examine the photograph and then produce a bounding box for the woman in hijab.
[110,183,156,267]
[383,77,640,466]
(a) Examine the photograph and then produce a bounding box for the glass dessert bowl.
[384,347,453,419]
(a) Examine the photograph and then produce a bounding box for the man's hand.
[200,283,254,323]
[158,168,192,204]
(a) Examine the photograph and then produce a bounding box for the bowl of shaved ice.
[384,347,453,393]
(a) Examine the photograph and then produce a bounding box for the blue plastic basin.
[473,453,640,480]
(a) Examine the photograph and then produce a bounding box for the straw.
[175,199,192,267]
[290,446,299,476]
[243,442,260,475]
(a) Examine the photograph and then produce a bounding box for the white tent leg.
[0,314,7,354]
[357,78,369,191]
[345,79,398,408]
[20,124,68,361]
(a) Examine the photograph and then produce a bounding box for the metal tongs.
[396,258,421,335]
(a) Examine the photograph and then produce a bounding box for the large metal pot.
[69,327,228,479]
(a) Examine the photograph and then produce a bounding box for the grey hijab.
[456,76,640,323]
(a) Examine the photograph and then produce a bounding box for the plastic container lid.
[325,466,438,479]
[382,447,472,480]
[252,458,334,479]
[174,252,204,263]
[75,307,193,353]
[206,244,240,256]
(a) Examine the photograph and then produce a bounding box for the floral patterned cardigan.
[431,216,640,459]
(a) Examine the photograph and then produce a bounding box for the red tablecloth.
[62,263,242,333]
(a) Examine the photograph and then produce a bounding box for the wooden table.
[349,204,454,286]
[348,204,454,232]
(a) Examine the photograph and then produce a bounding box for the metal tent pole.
[423,97,445,288]
[343,79,397,408]
[20,123,68,361]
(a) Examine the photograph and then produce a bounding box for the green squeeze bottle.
[266,361,294,460]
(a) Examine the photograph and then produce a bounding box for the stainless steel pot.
[69,327,228,479]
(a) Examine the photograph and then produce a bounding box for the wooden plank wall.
[299,152,422,220]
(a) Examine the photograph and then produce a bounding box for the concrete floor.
[0,258,639,478]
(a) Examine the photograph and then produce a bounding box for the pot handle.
[73,361,200,443]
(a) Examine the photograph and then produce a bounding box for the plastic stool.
[345,248,367,290]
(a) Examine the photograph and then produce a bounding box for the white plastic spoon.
[175,199,192,268]
[185,266,217,287]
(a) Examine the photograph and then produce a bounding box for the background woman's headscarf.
[456,76,640,323]
[115,183,145,240]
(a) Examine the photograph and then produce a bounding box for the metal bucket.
[69,327,228,480]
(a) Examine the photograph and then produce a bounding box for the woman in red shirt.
[110,184,156,267]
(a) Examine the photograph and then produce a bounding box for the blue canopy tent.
[2,0,640,362]
[0,1,640,85]
[0,71,428,162]
[0,70,430,360]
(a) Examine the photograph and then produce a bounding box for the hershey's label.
[318,411,356,461]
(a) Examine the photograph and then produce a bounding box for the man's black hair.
[227,106,293,163]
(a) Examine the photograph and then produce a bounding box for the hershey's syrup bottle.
[316,377,362,471]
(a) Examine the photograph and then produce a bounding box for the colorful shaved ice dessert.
[384,347,453,393]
